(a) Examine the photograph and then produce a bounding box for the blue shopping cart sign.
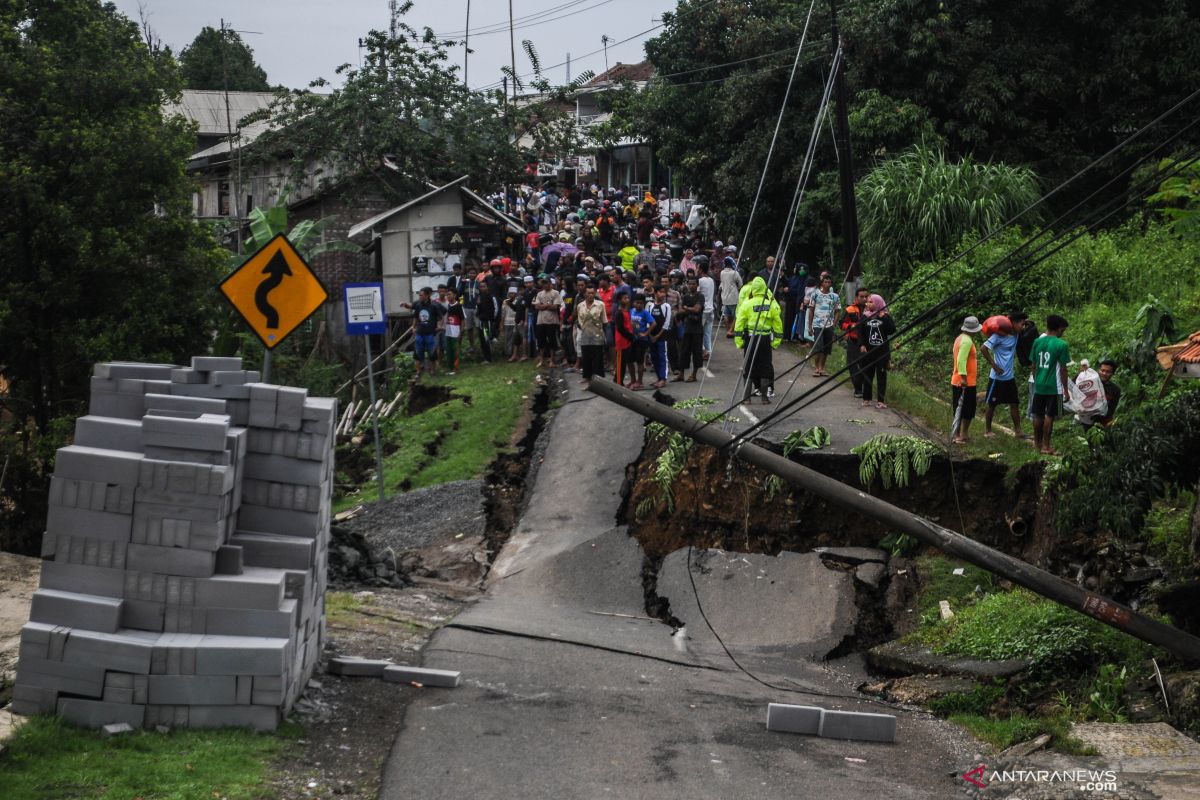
[343,282,387,335]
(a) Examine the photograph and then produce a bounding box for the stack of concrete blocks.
[10,357,336,732]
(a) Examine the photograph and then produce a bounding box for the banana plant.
[214,192,361,355]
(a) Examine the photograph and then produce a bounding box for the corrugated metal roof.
[347,176,470,238]
[166,89,278,136]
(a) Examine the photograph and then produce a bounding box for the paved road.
[378,376,979,799]
[667,334,929,454]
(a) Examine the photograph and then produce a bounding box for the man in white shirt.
[719,256,743,338]
[697,258,716,357]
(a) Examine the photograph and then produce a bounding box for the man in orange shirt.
[951,316,982,444]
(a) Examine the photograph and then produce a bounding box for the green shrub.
[913,588,1153,675]
[930,683,1004,716]
[1144,492,1196,571]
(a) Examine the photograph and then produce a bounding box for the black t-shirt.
[679,292,703,335]
[653,254,672,273]
[648,303,668,337]
[561,292,576,326]
[413,301,443,335]
[476,293,498,321]
[1016,322,1039,367]
[459,279,479,309]
[1097,380,1121,424]
[522,286,538,312]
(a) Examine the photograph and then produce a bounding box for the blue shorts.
[414,334,437,361]
[723,304,736,319]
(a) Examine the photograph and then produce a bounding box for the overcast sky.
[115,0,678,91]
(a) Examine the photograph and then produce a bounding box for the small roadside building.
[348,176,524,319]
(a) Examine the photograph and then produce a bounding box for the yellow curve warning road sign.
[219,234,329,350]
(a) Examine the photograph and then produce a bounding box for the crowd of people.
[401,181,1121,451]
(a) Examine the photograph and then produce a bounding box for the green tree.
[626,0,1200,263]
[179,25,270,91]
[258,12,520,202]
[0,0,224,551]
[857,144,1042,289]
[1147,158,1200,239]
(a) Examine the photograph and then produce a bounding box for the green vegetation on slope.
[336,361,538,509]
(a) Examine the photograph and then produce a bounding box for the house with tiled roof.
[1157,331,1200,379]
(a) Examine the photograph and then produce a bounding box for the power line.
[474,0,725,91]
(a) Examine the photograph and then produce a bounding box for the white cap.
[725,245,737,253]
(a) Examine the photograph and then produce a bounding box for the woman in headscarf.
[734,276,783,404]
[856,293,896,409]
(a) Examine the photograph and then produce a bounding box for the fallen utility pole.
[588,378,1200,664]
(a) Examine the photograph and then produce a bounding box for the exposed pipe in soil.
[1005,513,1028,538]
[589,377,1200,664]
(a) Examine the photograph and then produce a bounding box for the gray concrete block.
[187,704,278,732]
[274,387,307,432]
[46,504,133,543]
[48,626,69,661]
[163,605,206,634]
[57,697,146,729]
[145,704,189,728]
[16,656,105,698]
[248,384,278,428]
[127,544,216,579]
[55,445,143,487]
[95,362,179,381]
[192,356,243,372]
[62,629,157,675]
[229,532,315,570]
[170,383,251,400]
[204,601,295,638]
[102,722,135,737]
[250,688,283,706]
[215,545,243,575]
[120,599,165,632]
[817,709,897,743]
[73,416,143,452]
[40,561,125,599]
[148,675,237,705]
[194,635,289,676]
[10,684,58,715]
[236,675,253,705]
[193,569,285,610]
[171,368,207,384]
[382,665,461,688]
[105,671,135,690]
[207,370,246,385]
[20,621,56,644]
[242,453,326,487]
[116,378,173,396]
[143,445,231,466]
[766,703,823,735]
[328,657,392,677]
[103,686,135,703]
[302,396,337,423]
[30,589,123,633]
[144,393,227,416]
[236,504,323,538]
[51,535,127,569]
[89,391,147,419]
[50,477,134,515]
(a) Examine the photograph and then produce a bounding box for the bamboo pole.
[588,378,1200,663]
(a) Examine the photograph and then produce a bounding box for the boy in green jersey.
[1029,315,1071,456]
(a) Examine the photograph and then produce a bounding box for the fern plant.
[851,434,939,489]
[782,425,831,457]
[637,398,733,518]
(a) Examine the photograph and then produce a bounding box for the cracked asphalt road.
[378,376,979,799]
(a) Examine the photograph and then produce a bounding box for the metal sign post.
[344,283,388,502]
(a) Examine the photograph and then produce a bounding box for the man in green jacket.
[734,277,783,404]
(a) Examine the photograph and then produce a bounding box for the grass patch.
[325,589,369,626]
[912,554,994,621]
[1144,491,1196,572]
[335,360,538,510]
[948,713,1094,754]
[911,588,1155,674]
[0,715,299,799]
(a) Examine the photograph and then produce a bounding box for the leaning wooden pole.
[589,378,1200,664]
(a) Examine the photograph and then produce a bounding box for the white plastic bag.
[1066,360,1107,422]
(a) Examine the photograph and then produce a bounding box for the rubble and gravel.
[341,479,487,555]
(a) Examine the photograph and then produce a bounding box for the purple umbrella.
[541,241,580,259]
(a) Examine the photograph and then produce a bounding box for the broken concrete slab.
[102,722,134,738]
[328,656,392,677]
[814,547,889,566]
[866,640,1029,680]
[382,665,461,688]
